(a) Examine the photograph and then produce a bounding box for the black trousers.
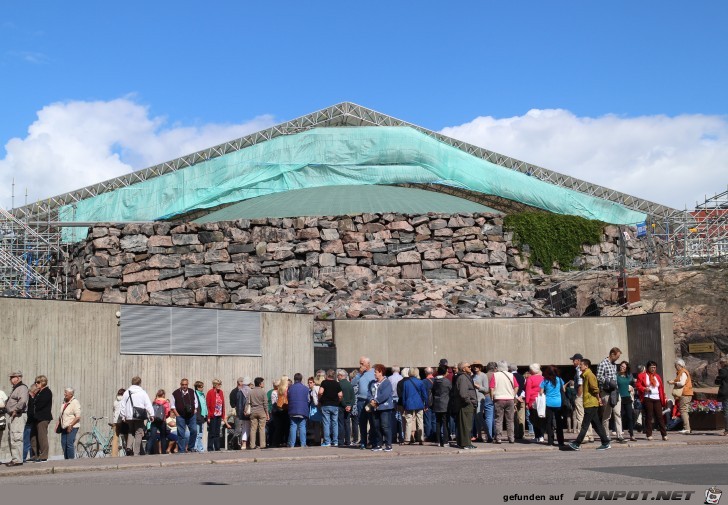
[435,412,450,446]
[621,396,635,437]
[207,416,222,451]
[575,406,609,445]
[544,406,564,445]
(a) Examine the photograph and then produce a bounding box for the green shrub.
[504,212,604,274]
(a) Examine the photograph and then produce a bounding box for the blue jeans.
[176,415,197,453]
[483,396,495,441]
[288,416,307,447]
[321,405,339,445]
[23,423,32,462]
[61,427,78,459]
[195,420,205,452]
[145,420,168,454]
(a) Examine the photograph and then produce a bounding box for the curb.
[1,436,726,478]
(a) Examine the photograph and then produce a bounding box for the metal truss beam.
[12,102,687,225]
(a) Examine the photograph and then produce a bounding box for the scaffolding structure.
[0,205,68,299]
[655,187,728,265]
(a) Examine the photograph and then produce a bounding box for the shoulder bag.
[55,402,69,433]
[559,378,572,413]
[128,393,148,421]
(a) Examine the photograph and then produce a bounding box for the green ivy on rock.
[504,212,604,274]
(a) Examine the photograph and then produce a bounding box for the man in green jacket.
[568,359,611,451]
[337,369,356,446]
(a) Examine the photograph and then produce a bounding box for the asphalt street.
[2,440,726,486]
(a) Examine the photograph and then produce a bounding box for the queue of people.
[2,355,727,464]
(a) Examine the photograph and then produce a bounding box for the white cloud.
[0,97,275,208]
[440,109,728,210]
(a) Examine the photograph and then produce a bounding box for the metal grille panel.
[120,305,261,356]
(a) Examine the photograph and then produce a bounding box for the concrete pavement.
[2,430,727,479]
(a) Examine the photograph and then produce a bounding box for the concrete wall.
[335,314,674,377]
[0,298,313,461]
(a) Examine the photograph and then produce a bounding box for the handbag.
[128,393,148,421]
[560,379,572,413]
[56,401,70,433]
[672,386,684,398]
[535,393,546,418]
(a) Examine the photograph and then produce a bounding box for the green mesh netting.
[59,126,646,241]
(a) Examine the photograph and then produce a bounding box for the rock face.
[68,213,653,343]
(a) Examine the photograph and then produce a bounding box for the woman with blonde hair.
[270,375,290,447]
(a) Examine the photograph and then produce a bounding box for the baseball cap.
[569,353,584,360]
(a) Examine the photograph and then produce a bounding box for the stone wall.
[67,213,651,335]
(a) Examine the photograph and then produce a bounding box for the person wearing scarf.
[635,361,667,441]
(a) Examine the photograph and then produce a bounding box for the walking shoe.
[679,430,691,435]
[360,444,366,450]
[384,446,392,452]
[321,443,331,447]
[617,438,627,444]
[629,437,637,441]
[646,436,653,441]
[464,445,477,450]
[596,443,611,450]
[662,436,669,441]
[6,461,23,466]
[371,446,383,452]
[567,443,580,451]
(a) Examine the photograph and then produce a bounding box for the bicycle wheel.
[76,432,99,458]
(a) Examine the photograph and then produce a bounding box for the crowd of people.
[2,352,728,465]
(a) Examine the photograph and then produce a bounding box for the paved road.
[2,443,726,485]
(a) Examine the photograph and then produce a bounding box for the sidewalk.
[2,431,727,478]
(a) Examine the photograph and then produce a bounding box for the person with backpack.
[170,378,198,453]
[146,389,170,454]
[431,365,452,447]
[120,377,154,456]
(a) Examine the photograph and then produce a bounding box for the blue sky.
[1,1,727,209]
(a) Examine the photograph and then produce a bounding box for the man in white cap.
[5,371,29,466]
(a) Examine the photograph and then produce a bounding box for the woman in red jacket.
[206,379,231,451]
[635,361,668,441]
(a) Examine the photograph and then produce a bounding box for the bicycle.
[76,416,127,458]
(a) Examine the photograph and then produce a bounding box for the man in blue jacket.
[287,373,310,448]
[400,367,428,444]
[351,356,375,449]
